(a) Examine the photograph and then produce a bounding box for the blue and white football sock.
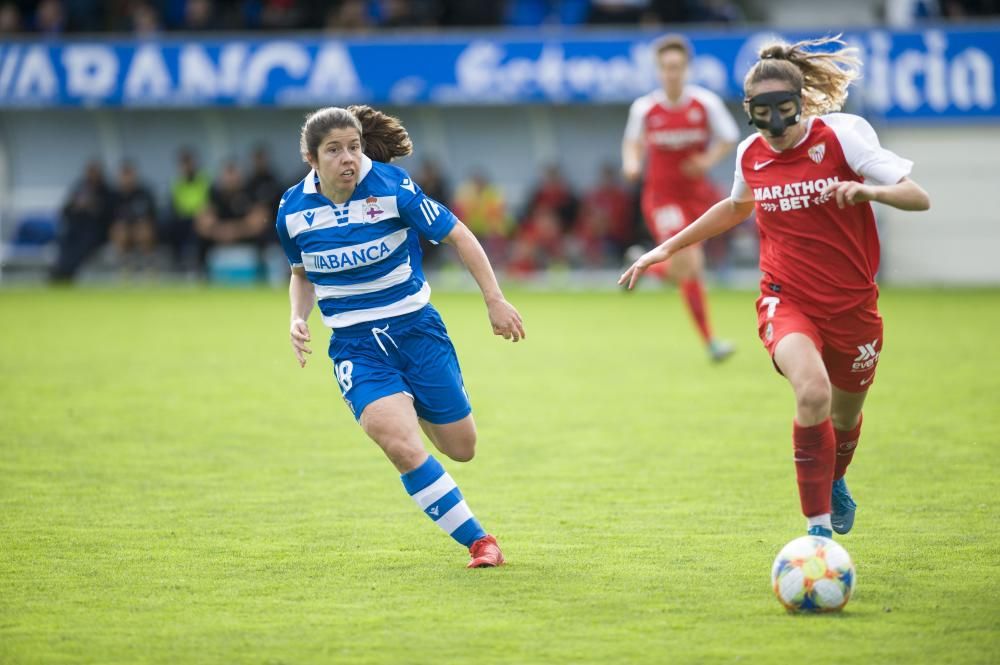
[401,455,487,548]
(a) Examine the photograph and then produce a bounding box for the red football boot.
[467,534,505,568]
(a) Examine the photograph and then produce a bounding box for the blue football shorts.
[327,304,472,424]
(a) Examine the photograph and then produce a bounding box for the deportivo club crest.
[363,195,385,221]
[808,143,826,164]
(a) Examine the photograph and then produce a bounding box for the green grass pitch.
[1,286,998,664]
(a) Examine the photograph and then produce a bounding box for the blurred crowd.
[430,161,641,277]
[2,0,997,34]
[49,146,283,280]
[43,148,654,282]
[0,0,746,35]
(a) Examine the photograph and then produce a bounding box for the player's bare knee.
[446,449,474,463]
[379,435,424,470]
[796,379,832,419]
[362,419,418,466]
[449,438,477,463]
[438,429,475,462]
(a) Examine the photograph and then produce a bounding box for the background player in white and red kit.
[620,37,930,539]
[622,34,741,362]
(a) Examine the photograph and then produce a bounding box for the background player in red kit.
[622,34,741,362]
[620,37,930,539]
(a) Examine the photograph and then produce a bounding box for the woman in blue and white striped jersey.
[276,106,524,568]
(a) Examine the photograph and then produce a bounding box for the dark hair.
[744,36,861,116]
[299,105,414,164]
[652,33,691,61]
[299,107,362,162]
[347,104,413,163]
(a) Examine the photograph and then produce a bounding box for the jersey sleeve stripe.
[419,199,441,225]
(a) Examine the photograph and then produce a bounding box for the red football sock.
[679,278,713,344]
[793,419,836,517]
[834,413,863,481]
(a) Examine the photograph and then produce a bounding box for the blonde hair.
[743,36,861,116]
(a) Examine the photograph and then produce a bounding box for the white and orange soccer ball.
[771,536,856,612]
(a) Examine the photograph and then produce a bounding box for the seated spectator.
[0,2,23,33]
[525,163,578,231]
[324,0,373,31]
[33,0,66,33]
[256,0,305,30]
[194,160,271,275]
[580,162,636,256]
[183,0,219,30]
[451,169,512,264]
[51,160,115,282]
[163,147,211,271]
[108,160,158,271]
[246,144,283,219]
[567,206,618,269]
[127,0,161,35]
[507,204,565,276]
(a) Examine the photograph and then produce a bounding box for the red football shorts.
[755,293,884,393]
[641,191,717,243]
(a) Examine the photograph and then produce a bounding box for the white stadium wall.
[877,125,1000,285]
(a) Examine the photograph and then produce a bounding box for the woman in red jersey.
[622,34,740,362]
[620,37,930,539]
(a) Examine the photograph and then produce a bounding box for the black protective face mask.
[745,90,802,137]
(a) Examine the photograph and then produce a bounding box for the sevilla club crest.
[808,143,826,164]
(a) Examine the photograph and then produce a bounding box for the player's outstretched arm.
[829,176,930,211]
[443,221,525,343]
[289,267,316,367]
[622,137,644,183]
[619,197,754,290]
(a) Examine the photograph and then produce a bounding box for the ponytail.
[744,36,861,116]
[347,105,413,163]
